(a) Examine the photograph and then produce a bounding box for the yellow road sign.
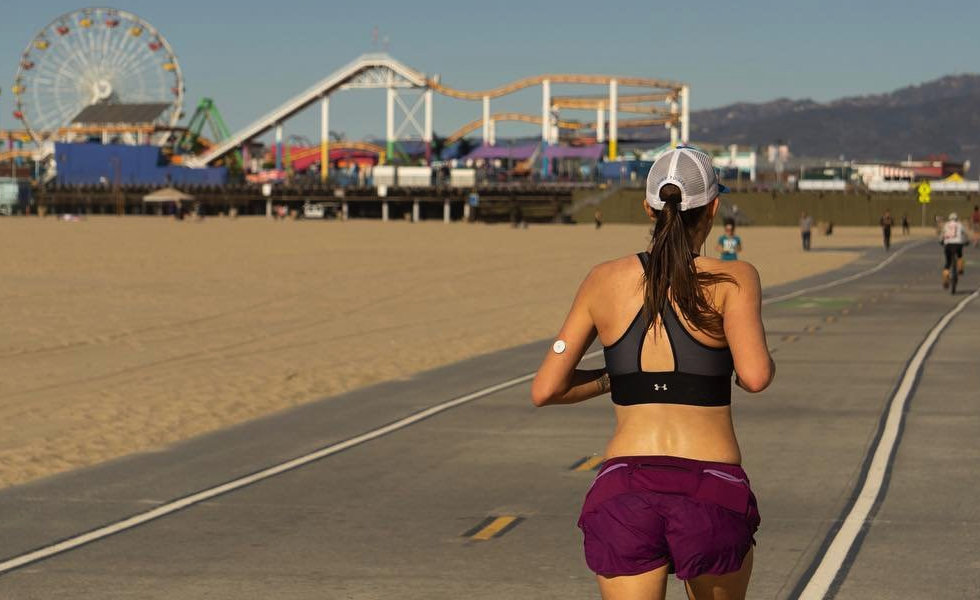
[917,181,931,204]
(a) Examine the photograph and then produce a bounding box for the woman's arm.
[722,262,775,392]
[531,268,606,407]
[534,368,609,406]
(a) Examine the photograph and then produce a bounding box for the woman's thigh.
[683,547,754,600]
[596,564,670,600]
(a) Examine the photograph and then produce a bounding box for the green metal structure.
[176,98,241,169]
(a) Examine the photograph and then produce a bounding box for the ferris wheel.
[11,7,183,145]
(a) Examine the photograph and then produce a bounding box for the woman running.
[532,146,775,600]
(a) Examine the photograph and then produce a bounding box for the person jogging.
[879,209,893,251]
[941,212,967,289]
[800,211,813,250]
[532,146,775,600]
[716,220,742,261]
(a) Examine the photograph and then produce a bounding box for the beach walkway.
[0,239,975,599]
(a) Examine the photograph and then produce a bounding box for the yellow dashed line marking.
[781,334,800,342]
[870,297,878,303]
[857,303,864,309]
[805,325,821,333]
[825,316,837,323]
[570,456,604,471]
[465,515,523,540]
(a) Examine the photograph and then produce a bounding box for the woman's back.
[587,252,758,463]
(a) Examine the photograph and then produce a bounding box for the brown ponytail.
[642,184,735,339]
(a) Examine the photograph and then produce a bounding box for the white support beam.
[608,79,618,160]
[386,86,395,162]
[320,95,329,183]
[669,97,679,146]
[424,89,433,143]
[382,200,389,222]
[541,79,551,142]
[596,108,605,143]
[275,122,283,171]
[680,85,690,144]
[482,96,490,146]
[412,199,420,222]
[424,88,434,164]
[443,198,450,223]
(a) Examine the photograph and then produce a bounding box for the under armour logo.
[653,384,668,391]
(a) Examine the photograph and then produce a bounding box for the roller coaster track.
[1,125,156,143]
[444,113,673,145]
[0,149,37,162]
[287,141,387,163]
[428,74,683,100]
[550,93,673,108]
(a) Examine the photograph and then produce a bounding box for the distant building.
[638,142,756,182]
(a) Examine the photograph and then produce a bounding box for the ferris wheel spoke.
[106,24,141,75]
[97,22,112,75]
[112,44,161,90]
[82,23,101,78]
[36,61,88,107]
[63,28,99,79]
[100,25,130,79]
[45,42,91,97]
[106,20,143,80]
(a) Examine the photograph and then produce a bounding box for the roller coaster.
[182,53,689,181]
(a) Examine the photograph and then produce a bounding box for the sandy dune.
[0,217,918,489]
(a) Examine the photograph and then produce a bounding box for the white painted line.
[762,241,923,306]
[797,285,980,599]
[0,371,539,574]
[0,240,922,574]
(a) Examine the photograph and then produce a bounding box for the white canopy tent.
[142,187,194,203]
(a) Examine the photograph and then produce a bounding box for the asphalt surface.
[0,238,976,599]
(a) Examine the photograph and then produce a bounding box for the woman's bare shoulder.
[588,254,644,281]
[697,257,760,285]
[580,254,644,295]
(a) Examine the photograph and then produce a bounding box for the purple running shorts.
[577,455,760,580]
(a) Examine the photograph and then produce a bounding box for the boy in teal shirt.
[716,221,742,261]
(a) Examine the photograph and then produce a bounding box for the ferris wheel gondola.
[11,7,183,145]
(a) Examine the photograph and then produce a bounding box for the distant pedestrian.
[800,211,813,250]
[594,208,603,229]
[901,213,910,236]
[879,209,893,251]
[716,220,742,260]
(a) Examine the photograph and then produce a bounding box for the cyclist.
[941,212,967,289]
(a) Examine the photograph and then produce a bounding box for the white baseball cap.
[646,145,729,211]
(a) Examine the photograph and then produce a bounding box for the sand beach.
[0,217,921,489]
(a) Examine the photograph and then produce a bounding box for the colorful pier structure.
[185,53,689,180]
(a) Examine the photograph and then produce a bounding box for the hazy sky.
[2,0,979,143]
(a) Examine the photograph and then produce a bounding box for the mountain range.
[687,74,980,170]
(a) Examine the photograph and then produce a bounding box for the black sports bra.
[602,252,734,406]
